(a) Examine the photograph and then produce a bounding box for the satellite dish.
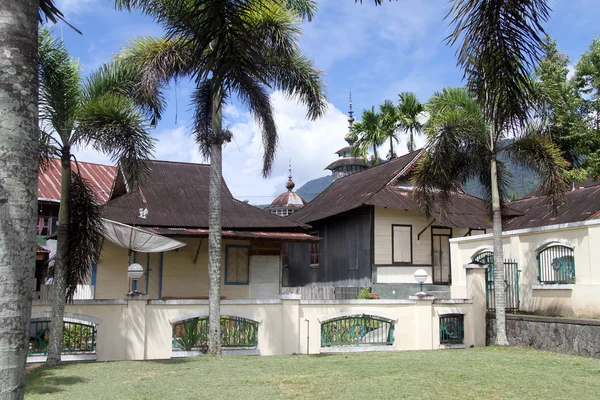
[102,219,186,253]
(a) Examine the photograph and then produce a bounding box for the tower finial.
[348,90,355,126]
[286,159,295,191]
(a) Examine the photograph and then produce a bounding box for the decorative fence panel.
[172,316,258,352]
[321,315,394,347]
[29,320,96,355]
[537,245,575,284]
[439,314,464,344]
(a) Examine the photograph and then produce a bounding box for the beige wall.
[374,207,469,284]
[450,220,600,318]
[30,269,486,362]
[96,238,279,300]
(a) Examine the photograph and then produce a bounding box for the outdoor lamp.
[414,269,428,296]
[127,263,144,293]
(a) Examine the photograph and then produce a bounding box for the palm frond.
[76,94,155,188]
[446,0,550,130]
[64,170,104,301]
[39,0,82,34]
[38,27,82,145]
[503,123,570,211]
[39,130,61,172]
[192,80,230,159]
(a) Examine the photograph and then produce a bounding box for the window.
[309,232,320,266]
[225,245,250,285]
[392,225,412,264]
[537,245,575,284]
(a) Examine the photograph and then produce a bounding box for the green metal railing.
[172,316,258,351]
[439,314,464,344]
[321,315,394,347]
[29,320,96,355]
[537,245,575,284]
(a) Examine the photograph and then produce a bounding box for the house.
[36,159,117,300]
[96,160,317,300]
[451,180,600,318]
[287,150,501,298]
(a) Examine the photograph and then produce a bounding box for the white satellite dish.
[102,218,186,253]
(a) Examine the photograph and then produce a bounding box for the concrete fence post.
[409,295,435,350]
[465,265,487,347]
[281,293,301,355]
[126,297,148,360]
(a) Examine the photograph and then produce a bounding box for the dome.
[270,191,307,209]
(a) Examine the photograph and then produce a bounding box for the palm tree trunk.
[0,1,39,397]
[389,136,394,159]
[46,148,71,366]
[207,94,223,355]
[490,155,508,346]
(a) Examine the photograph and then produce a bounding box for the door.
[432,229,451,284]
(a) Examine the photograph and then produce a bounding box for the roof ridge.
[148,159,211,167]
[363,149,423,204]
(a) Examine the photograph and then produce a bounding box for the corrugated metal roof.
[142,227,318,241]
[103,160,308,230]
[325,157,370,171]
[38,159,116,204]
[290,150,423,224]
[505,183,600,230]
[268,191,307,209]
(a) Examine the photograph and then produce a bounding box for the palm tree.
[38,28,161,366]
[115,0,327,354]
[0,1,77,396]
[379,100,400,159]
[415,0,562,346]
[397,92,424,152]
[351,106,385,164]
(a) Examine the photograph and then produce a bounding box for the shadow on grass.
[26,367,88,395]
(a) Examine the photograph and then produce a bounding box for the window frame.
[391,224,413,265]
[224,245,251,285]
[536,244,575,284]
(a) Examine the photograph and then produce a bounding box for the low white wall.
[31,270,486,362]
[450,220,600,318]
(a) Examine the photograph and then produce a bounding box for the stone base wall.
[487,313,600,358]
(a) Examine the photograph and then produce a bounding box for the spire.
[345,89,356,145]
[285,159,295,191]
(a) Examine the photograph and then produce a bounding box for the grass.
[26,347,600,400]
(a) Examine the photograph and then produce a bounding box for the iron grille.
[172,316,258,351]
[321,315,394,347]
[29,320,96,355]
[439,314,464,344]
[537,245,575,284]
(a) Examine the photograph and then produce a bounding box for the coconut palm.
[351,106,385,164]
[379,100,401,159]
[397,92,424,152]
[115,0,327,354]
[38,28,161,366]
[415,0,562,346]
[1,1,76,396]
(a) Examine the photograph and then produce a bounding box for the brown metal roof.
[38,158,116,204]
[268,191,307,209]
[290,150,423,224]
[505,183,600,230]
[142,227,318,241]
[103,160,308,230]
[335,146,355,155]
[325,157,370,171]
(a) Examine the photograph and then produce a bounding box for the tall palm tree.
[397,92,424,152]
[38,28,162,366]
[115,0,327,354]
[351,106,385,164]
[418,0,559,345]
[0,1,40,398]
[379,100,400,159]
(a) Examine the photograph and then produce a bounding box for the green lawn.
[26,347,600,400]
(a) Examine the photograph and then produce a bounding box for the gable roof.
[505,182,600,230]
[289,150,423,224]
[103,160,307,230]
[38,159,116,204]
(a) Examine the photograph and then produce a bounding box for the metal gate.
[473,252,520,313]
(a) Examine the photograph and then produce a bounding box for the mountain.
[296,175,334,202]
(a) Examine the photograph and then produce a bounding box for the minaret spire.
[286,159,295,192]
[348,90,355,127]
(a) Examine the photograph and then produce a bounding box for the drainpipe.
[305,319,310,355]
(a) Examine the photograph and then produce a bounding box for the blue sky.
[52,0,600,203]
